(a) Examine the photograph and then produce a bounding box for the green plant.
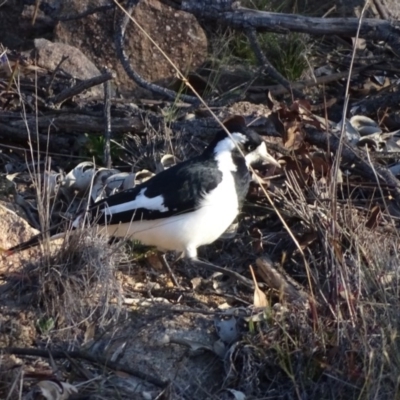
[230,31,308,81]
[84,133,121,165]
[36,316,55,335]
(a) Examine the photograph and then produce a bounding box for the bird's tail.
[0,231,69,257]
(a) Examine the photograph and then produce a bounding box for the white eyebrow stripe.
[104,188,168,216]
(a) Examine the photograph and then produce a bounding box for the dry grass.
[224,174,400,399]
[9,228,124,331]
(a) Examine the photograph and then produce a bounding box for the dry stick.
[0,122,67,147]
[246,28,304,99]
[256,256,309,306]
[113,0,314,298]
[372,0,389,20]
[182,1,400,46]
[329,2,370,326]
[0,347,168,388]
[252,67,365,96]
[103,68,112,169]
[351,90,400,116]
[47,71,114,106]
[193,258,260,289]
[330,1,369,231]
[45,55,69,97]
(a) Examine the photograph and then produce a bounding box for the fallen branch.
[47,71,115,106]
[250,67,365,97]
[1,346,168,388]
[182,0,400,55]
[256,256,309,306]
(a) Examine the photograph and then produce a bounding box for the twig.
[45,55,69,97]
[330,0,369,237]
[193,258,263,289]
[251,67,365,96]
[255,256,309,306]
[246,28,304,99]
[103,68,112,168]
[47,71,115,107]
[1,347,168,388]
[372,0,389,20]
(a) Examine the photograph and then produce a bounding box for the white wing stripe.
[104,188,168,216]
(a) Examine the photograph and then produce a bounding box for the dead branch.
[0,122,69,148]
[103,68,112,168]
[1,346,168,388]
[251,68,365,97]
[47,71,115,106]
[0,112,144,135]
[182,1,400,55]
[351,90,400,116]
[255,256,309,306]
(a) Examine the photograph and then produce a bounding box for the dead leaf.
[249,265,268,308]
[37,380,78,400]
[283,120,304,150]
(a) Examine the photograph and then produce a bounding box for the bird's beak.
[246,142,281,168]
[262,150,281,168]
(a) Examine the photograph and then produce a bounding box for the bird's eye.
[248,144,256,151]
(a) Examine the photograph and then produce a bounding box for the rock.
[0,177,40,271]
[33,38,103,98]
[53,0,208,97]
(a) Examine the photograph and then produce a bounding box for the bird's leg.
[158,252,182,288]
[190,257,255,289]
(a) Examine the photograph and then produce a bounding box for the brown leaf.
[291,99,312,113]
[283,120,304,150]
[249,265,269,308]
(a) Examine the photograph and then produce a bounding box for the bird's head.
[207,116,280,168]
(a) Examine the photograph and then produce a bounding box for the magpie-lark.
[2,116,279,263]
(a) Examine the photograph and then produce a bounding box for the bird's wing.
[91,157,223,225]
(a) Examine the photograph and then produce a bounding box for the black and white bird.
[1,116,279,261]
